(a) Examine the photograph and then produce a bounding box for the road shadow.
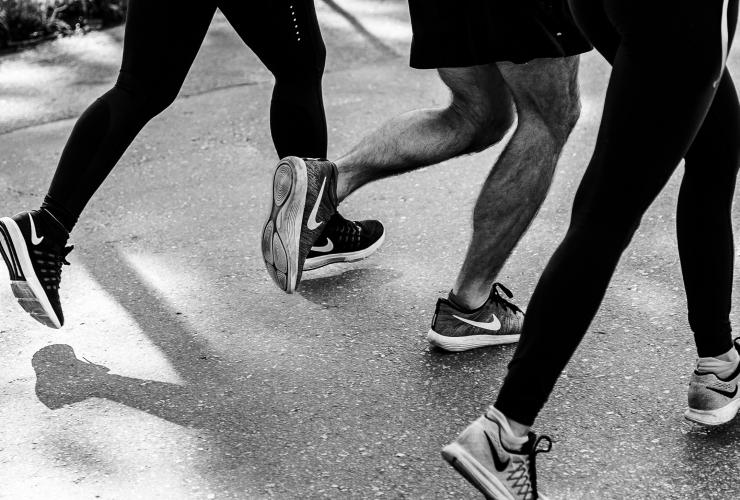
[298,266,402,304]
[26,242,488,492]
[32,344,252,431]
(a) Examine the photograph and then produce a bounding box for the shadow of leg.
[32,344,248,430]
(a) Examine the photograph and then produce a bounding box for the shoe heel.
[273,161,294,207]
[0,221,22,280]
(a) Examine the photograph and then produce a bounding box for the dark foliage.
[0,0,127,49]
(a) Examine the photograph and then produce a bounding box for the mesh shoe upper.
[432,283,524,338]
[308,213,384,260]
[688,340,740,410]
[443,411,551,500]
[296,159,338,284]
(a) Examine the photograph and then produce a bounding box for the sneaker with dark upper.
[442,409,552,500]
[685,339,740,426]
[304,213,385,271]
[0,210,72,328]
[263,156,381,293]
[427,283,524,352]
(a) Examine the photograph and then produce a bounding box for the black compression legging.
[496,0,740,426]
[42,0,327,231]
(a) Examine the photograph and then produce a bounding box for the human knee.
[505,58,582,147]
[445,91,515,154]
[518,86,581,148]
[271,39,326,83]
[114,72,181,120]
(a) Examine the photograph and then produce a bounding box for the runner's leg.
[334,65,516,201]
[42,0,218,232]
[218,0,328,158]
[452,56,581,309]
[495,0,738,427]
[679,70,740,358]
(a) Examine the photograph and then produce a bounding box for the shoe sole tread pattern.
[303,228,386,271]
[427,329,520,352]
[262,158,307,293]
[685,397,740,426]
[0,217,61,329]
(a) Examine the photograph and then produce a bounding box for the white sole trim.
[262,157,307,293]
[304,227,386,271]
[427,329,519,352]
[685,398,740,426]
[0,217,61,328]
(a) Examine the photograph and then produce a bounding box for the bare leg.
[452,56,582,309]
[335,65,516,202]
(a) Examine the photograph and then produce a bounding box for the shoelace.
[33,245,73,291]
[332,217,362,247]
[508,434,552,500]
[491,282,523,314]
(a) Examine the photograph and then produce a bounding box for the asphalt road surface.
[2,2,740,499]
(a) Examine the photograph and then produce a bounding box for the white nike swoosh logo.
[306,177,326,231]
[452,314,501,331]
[311,238,334,253]
[29,215,44,246]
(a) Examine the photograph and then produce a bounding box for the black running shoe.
[427,283,524,352]
[0,211,72,328]
[304,213,385,271]
[262,156,339,292]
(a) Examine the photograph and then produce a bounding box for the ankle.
[507,418,530,439]
[334,163,355,203]
[449,288,486,312]
[697,346,740,379]
[487,406,530,449]
[716,346,739,364]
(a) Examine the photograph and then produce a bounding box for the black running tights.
[42,0,327,231]
[496,0,740,426]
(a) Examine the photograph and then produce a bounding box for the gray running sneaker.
[685,339,740,426]
[427,283,523,351]
[442,409,552,500]
[262,157,339,293]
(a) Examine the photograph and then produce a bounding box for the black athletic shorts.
[408,0,593,68]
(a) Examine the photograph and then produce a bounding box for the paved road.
[2,2,740,499]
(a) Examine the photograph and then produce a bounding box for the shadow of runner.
[25,245,289,468]
[27,240,507,496]
[32,344,249,431]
